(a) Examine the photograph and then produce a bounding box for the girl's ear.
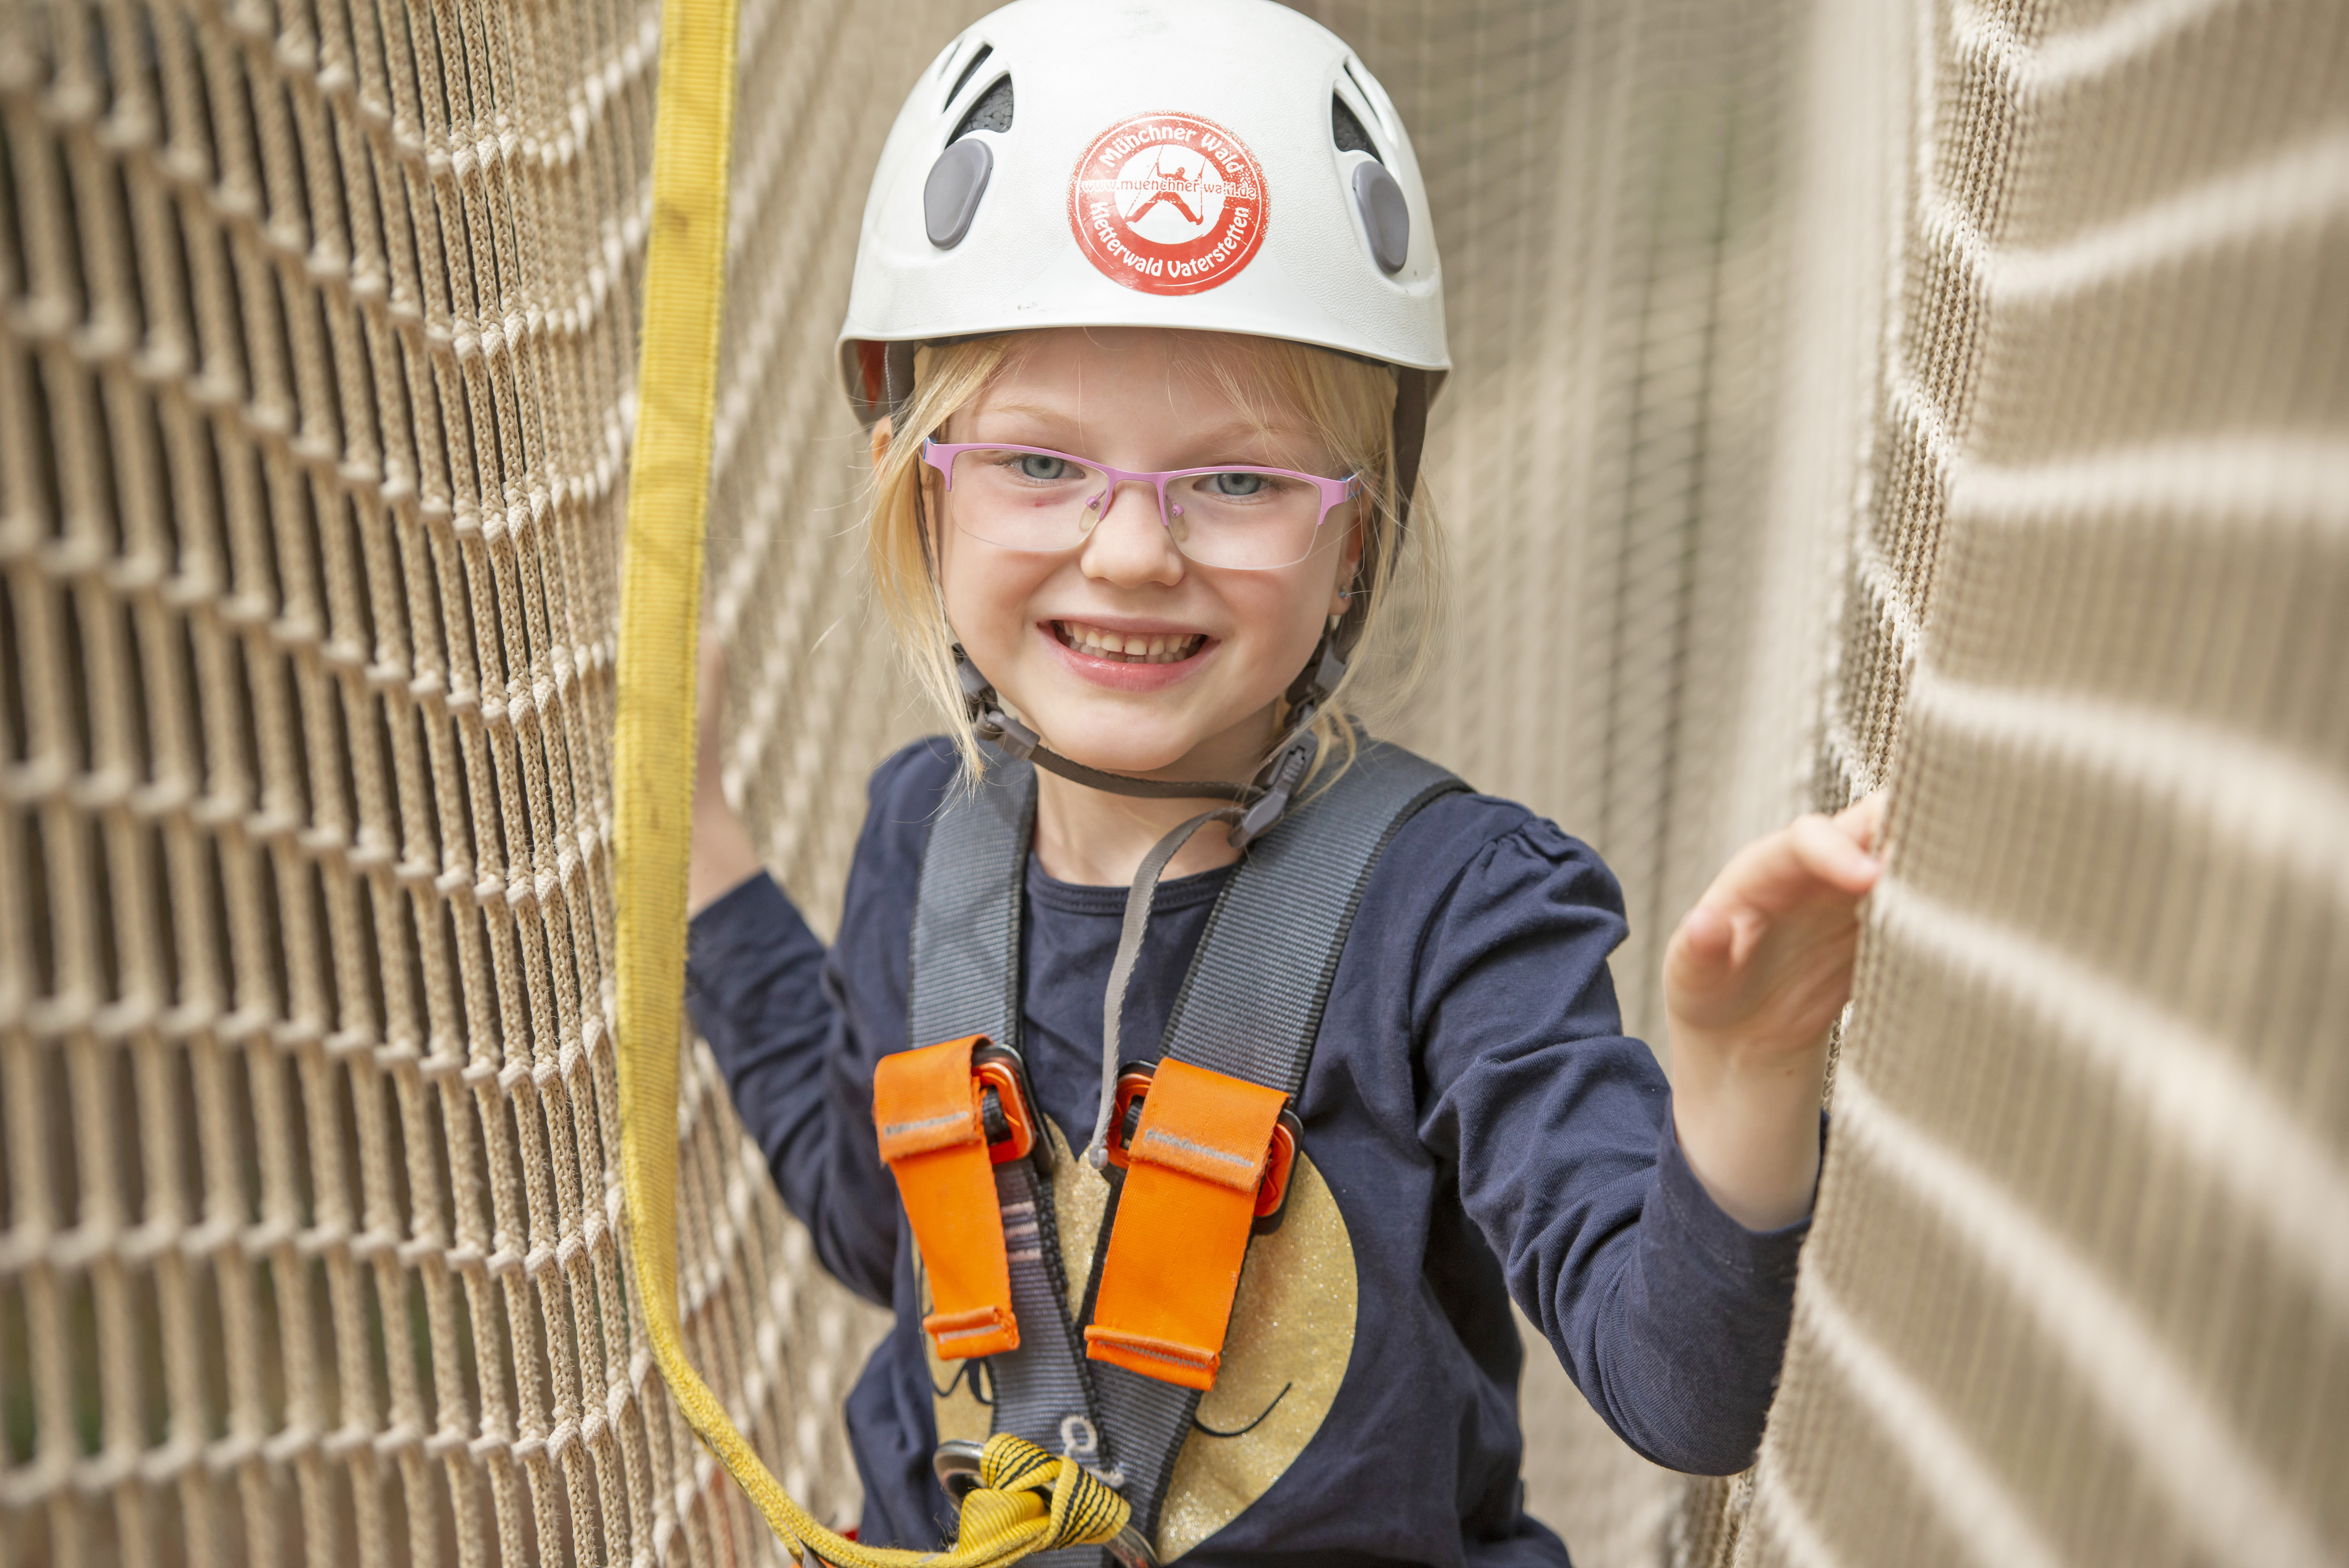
[870,415,893,471]
[1332,510,1367,615]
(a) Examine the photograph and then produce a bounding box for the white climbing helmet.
[835,0,1449,425]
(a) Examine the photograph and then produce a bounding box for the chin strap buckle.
[1227,729,1315,851]
[958,647,1043,759]
[1228,630,1347,851]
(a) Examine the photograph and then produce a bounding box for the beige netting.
[3,0,2342,1565]
[1728,1,2349,1564]
[0,1,942,1561]
[1295,2,1891,1556]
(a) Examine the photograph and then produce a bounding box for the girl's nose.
[1078,480,1186,588]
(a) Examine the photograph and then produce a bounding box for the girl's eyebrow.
[974,401,1077,423]
[975,404,1299,455]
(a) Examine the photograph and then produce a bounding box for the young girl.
[688,3,1882,1563]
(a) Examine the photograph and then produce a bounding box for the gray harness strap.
[907,762,1105,1504]
[1164,743,1464,1093]
[1082,742,1463,1538]
[906,740,1465,1557]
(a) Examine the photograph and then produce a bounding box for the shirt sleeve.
[685,862,906,1310]
[1410,815,1810,1476]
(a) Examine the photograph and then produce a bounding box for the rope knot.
[955,1433,1131,1555]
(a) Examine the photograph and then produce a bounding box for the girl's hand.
[688,631,763,915]
[1662,794,1886,1229]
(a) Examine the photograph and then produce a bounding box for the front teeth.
[1055,621,1205,664]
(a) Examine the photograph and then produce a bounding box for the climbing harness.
[1082,1057,1293,1389]
[895,740,1466,1557]
[609,0,1128,1561]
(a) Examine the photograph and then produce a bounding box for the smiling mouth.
[1052,620,1207,665]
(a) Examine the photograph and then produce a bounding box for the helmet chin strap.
[955,624,1349,852]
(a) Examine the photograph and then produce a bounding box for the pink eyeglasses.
[922,440,1362,571]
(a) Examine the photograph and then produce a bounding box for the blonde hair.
[864,331,1444,785]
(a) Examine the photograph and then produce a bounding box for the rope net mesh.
[0,0,958,1561]
[1,3,2342,1568]
[1728,1,2349,1564]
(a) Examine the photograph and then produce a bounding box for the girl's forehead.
[972,328,1317,441]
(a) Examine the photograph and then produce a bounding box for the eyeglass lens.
[945,448,1333,570]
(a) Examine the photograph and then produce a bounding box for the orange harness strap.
[873,1036,1019,1359]
[1084,1060,1289,1390]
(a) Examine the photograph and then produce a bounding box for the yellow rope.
[609,1,1131,1563]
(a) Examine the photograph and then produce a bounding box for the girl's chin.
[1017,707,1206,778]
[1006,695,1222,781]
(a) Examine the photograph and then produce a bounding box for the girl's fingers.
[1680,804,1882,981]
[1664,901,1751,1027]
[698,630,729,700]
[1673,805,1882,1044]
[1706,815,1874,923]
[1833,789,1888,853]
[1670,901,1737,974]
[1787,812,1883,897]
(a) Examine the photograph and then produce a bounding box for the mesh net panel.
[0,1,968,1562]
[3,0,2343,1565]
[1732,1,2349,1564]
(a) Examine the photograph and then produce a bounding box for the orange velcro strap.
[1084,1059,1287,1389]
[873,1036,1018,1359]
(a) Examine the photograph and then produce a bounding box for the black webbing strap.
[906,756,1107,1557]
[907,740,1465,1558]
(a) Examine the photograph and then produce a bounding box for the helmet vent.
[1354,162,1410,274]
[952,75,1016,141]
[945,44,993,108]
[1332,94,1382,164]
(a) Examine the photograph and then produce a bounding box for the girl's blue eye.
[1017,454,1070,481]
[1205,471,1268,497]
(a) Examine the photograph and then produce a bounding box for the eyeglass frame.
[920,439,1363,567]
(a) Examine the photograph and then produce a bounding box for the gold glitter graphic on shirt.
[918,1257,993,1445]
[1153,1152,1355,1560]
[922,1114,1359,1559]
[1049,1118,1107,1318]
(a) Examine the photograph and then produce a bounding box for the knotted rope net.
[2,0,2342,1566]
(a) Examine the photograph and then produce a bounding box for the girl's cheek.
[941,546,1052,679]
[938,531,1009,630]
[1243,571,1330,665]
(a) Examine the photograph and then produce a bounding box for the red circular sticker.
[1068,112,1269,295]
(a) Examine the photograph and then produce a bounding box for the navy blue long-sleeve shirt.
[686,738,1808,1566]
